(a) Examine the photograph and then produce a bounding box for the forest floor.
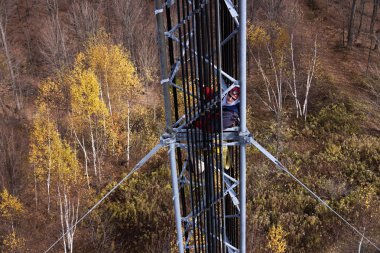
[301,0,380,133]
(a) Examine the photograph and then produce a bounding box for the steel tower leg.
[154,0,184,252]
[239,0,248,252]
[169,138,185,253]
[154,0,172,132]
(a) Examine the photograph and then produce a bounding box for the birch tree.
[249,23,289,122]
[69,1,98,43]
[248,24,317,121]
[58,186,80,253]
[83,32,141,115]
[29,103,81,212]
[0,189,24,233]
[30,100,84,252]
[40,0,69,70]
[112,0,141,50]
[68,53,110,181]
[0,189,25,252]
[0,1,21,110]
[74,33,141,162]
[288,34,317,120]
[29,103,58,212]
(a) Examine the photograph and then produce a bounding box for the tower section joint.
[161,132,177,146]
[239,131,251,145]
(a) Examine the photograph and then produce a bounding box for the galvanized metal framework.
[155,0,247,252]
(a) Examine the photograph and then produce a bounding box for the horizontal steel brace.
[164,28,238,84]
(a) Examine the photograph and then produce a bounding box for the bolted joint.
[160,78,170,84]
[161,132,176,146]
[239,131,251,144]
[154,8,163,15]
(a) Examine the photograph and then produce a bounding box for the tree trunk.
[290,34,301,118]
[58,186,79,253]
[347,0,358,48]
[74,131,90,188]
[47,131,52,213]
[356,0,366,40]
[366,0,379,72]
[0,21,21,111]
[303,37,318,120]
[58,187,68,253]
[369,0,379,37]
[342,19,346,47]
[127,101,130,168]
[89,120,98,178]
[105,0,112,34]
[105,78,112,117]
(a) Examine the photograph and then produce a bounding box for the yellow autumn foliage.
[267,224,288,253]
[29,103,58,181]
[248,22,289,51]
[130,105,162,152]
[0,189,24,220]
[273,24,290,52]
[338,185,377,211]
[2,231,25,253]
[67,54,118,157]
[29,103,81,187]
[81,31,141,113]
[37,78,65,112]
[69,56,109,124]
[248,22,270,48]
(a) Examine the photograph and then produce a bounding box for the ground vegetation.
[0,0,379,252]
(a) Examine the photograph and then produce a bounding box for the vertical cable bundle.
[221,0,240,249]
[162,0,241,251]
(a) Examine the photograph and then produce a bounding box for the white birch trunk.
[58,186,79,253]
[288,34,317,120]
[254,48,284,119]
[105,77,112,117]
[89,119,97,177]
[290,33,302,118]
[253,55,276,112]
[74,131,90,188]
[302,36,317,120]
[58,187,68,253]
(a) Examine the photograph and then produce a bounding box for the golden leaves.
[69,65,108,122]
[0,189,24,220]
[248,22,270,48]
[267,224,288,253]
[29,30,146,192]
[29,104,81,187]
[2,231,25,253]
[83,31,141,111]
[247,21,290,53]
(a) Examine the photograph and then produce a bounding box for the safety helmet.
[230,87,240,96]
